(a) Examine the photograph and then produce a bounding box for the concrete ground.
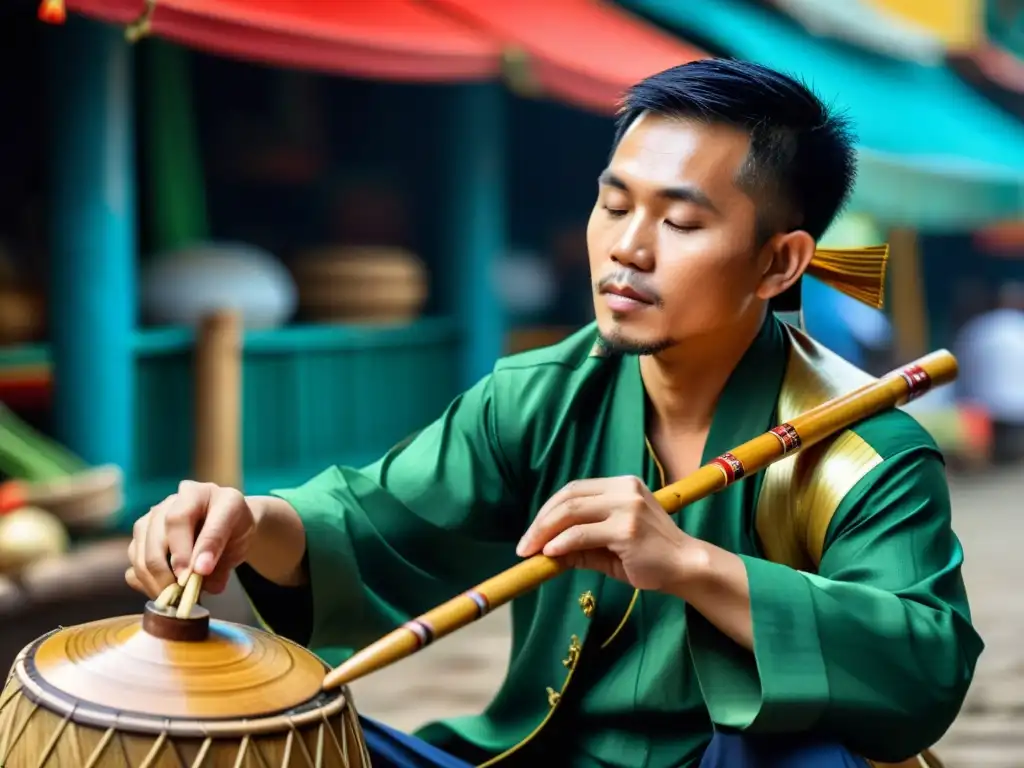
[344,467,1024,768]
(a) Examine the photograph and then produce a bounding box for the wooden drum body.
[0,604,371,767]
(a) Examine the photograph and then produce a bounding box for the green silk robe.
[238,314,983,768]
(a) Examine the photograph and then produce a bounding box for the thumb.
[190,491,244,577]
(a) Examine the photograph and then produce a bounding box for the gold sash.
[755,324,944,768]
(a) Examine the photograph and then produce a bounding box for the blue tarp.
[617,0,1024,229]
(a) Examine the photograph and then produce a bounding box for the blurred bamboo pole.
[193,310,242,489]
[887,228,929,361]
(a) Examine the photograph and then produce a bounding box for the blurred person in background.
[954,281,1024,463]
[124,60,980,768]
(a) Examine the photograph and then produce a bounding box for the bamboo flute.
[322,349,958,691]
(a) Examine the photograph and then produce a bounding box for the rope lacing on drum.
[112,712,135,765]
[0,689,37,762]
[136,729,169,768]
[287,714,320,768]
[321,710,346,764]
[161,721,194,768]
[346,694,372,766]
[0,675,19,713]
[315,719,326,767]
[65,715,83,766]
[189,737,213,768]
[233,734,262,768]
[187,720,214,768]
[317,712,346,765]
[33,704,75,767]
[81,726,116,768]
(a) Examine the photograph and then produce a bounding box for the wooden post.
[887,228,930,361]
[193,310,243,489]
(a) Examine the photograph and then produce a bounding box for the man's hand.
[126,485,309,600]
[126,482,258,598]
[517,475,755,649]
[515,475,708,593]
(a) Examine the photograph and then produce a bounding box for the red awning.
[67,0,503,82]
[425,0,707,113]
[64,0,707,112]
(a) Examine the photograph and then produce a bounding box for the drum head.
[22,602,331,721]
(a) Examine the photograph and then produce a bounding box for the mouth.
[601,284,655,305]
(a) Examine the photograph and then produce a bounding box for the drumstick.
[322,349,958,691]
[152,565,197,612]
[176,572,204,619]
[153,582,182,611]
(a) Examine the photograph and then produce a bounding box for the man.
[126,60,982,768]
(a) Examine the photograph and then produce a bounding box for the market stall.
[0,0,705,527]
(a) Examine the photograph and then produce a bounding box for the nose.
[609,211,655,271]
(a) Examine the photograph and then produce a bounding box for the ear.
[755,230,816,302]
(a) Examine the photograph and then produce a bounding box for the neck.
[641,310,767,433]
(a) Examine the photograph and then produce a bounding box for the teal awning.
[617,0,1024,230]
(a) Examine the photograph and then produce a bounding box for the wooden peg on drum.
[0,586,373,766]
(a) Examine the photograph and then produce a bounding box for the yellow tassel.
[807,244,889,310]
[38,0,65,24]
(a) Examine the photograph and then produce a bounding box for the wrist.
[665,538,754,650]
[247,494,276,534]
[665,537,715,599]
[244,495,308,587]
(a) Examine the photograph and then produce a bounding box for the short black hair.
[613,59,857,308]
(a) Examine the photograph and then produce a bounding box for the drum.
[0,602,370,767]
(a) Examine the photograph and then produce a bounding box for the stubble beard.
[596,321,675,357]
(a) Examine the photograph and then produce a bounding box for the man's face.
[587,113,765,355]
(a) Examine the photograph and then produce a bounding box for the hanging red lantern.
[38,0,66,24]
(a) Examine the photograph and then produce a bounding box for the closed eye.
[666,221,702,233]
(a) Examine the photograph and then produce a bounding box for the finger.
[191,488,246,577]
[128,538,155,597]
[142,504,176,593]
[560,548,619,576]
[534,479,607,522]
[542,521,619,557]
[517,495,611,556]
[165,484,208,580]
[203,532,250,595]
[124,566,149,596]
[203,567,231,595]
[130,514,160,597]
[218,527,252,571]
[519,479,607,555]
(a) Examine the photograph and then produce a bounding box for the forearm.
[667,540,753,650]
[244,494,309,587]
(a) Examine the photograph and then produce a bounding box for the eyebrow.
[598,169,719,214]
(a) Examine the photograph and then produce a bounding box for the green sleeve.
[242,372,526,659]
[687,447,984,762]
